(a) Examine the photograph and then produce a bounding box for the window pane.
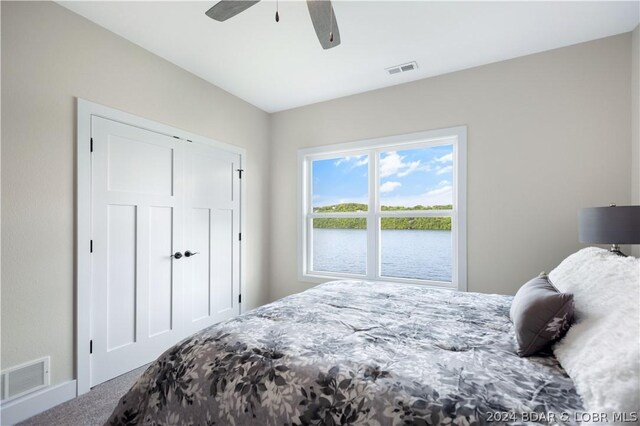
[380,217,452,282]
[379,145,453,211]
[312,218,366,275]
[312,155,368,212]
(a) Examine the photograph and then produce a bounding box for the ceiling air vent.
[386,61,418,76]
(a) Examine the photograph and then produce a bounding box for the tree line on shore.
[313,203,452,230]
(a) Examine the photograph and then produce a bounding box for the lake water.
[312,228,452,282]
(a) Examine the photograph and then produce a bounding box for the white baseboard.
[0,380,77,425]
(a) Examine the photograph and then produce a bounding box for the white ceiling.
[59,1,639,113]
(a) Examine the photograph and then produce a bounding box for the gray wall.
[632,25,639,257]
[269,34,633,301]
[1,1,271,386]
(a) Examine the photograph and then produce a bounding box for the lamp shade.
[579,205,640,244]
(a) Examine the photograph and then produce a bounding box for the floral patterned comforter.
[107,281,582,425]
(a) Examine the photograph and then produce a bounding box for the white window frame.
[298,126,467,291]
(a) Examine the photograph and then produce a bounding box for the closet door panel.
[91,116,183,387]
[211,209,234,314]
[148,206,174,336]
[190,208,212,321]
[191,155,233,206]
[107,135,174,196]
[106,204,137,350]
[183,143,241,334]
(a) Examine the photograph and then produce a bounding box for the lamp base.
[609,244,627,257]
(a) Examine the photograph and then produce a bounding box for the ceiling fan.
[205,0,341,50]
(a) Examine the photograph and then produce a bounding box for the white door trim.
[76,98,247,395]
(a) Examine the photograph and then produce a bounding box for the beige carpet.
[18,364,149,426]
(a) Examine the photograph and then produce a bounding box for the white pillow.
[549,247,640,418]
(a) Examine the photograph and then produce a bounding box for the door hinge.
[90,340,93,354]
[238,294,242,304]
[90,137,93,152]
[90,240,93,253]
[236,169,244,179]
[238,233,242,241]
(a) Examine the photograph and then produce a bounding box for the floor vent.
[386,61,418,75]
[1,357,50,401]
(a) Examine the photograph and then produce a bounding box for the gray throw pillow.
[510,273,574,357]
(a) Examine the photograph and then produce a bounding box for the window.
[298,127,466,290]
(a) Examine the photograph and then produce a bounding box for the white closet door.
[90,117,184,386]
[183,142,241,335]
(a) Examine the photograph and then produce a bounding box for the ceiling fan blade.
[306,0,341,50]
[205,0,261,22]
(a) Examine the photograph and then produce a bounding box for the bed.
[107,280,583,425]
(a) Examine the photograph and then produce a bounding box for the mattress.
[107,280,583,425]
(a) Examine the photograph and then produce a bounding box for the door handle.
[184,251,199,258]
[171,252,183,259]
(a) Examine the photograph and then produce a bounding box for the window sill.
[300,272,460,291]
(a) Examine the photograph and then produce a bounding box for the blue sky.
[312,145,454,208]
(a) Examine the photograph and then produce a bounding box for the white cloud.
[438,180,450,186]
[354,157,369,167]
[379,152,405,177]
[378,150,452,178]
[380,152,425,178]
[335,155,368,168]
[435,153,453,163]
[424,185,452,197]
[435,165,453,175]
[380,185,452,207]
[380,181,401,193]
[397,160,421,177]
[316,194,368,207]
